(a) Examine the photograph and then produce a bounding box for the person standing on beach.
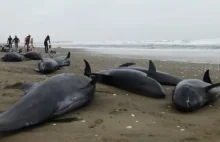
[7,35,13,50]
[30,38,34,50]
[13,35,20,51]
[44,35,50,53]
[24,35,31,52]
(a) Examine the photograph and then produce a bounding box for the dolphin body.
[53,52,71,67]
[34,52,71,74]
[100,60,182,86]
[172,70,220,112]
[0,73,97,132]
[21,51,41,60]
[34,57,59,74]
[84,60,166,98]
[1,52,22,62]
[1,46,10,52]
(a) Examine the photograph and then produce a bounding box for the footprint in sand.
[88,119,104,128]
[109,109,128,115]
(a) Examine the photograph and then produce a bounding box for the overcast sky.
[1,0,220,42]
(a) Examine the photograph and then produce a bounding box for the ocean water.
[35,38,220,63]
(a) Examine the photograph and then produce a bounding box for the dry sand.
[0,48,220,142]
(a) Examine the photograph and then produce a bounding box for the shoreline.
[32,46,220,64]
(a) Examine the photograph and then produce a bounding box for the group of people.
[7,35,51,53]
[7,35,21,51]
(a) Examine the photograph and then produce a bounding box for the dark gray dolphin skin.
[0,73,97,132]
[1,46,10,52]
[1,52,22,62]
[84,59,166,98]
[172,70,220,112]
[52,52,71,67]
[34,54,59,74]
[21,51,41,60]
[102,60,182,86]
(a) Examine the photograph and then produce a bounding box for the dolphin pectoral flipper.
[203,70,213,84]
[22,83,38,94]
[206,82,220,92]
[4,82,38,95]
[53,97,88,117]
[118,62,136,67]
[34,68,40,72]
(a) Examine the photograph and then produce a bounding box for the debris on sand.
[126,126,132,129]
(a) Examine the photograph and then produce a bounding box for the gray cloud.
[1,0,220,43]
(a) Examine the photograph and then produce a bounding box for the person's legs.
[15,43,18,51]
[45,43,48,53]
[9,43,12,51]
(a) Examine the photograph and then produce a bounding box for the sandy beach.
[0,48,220,142]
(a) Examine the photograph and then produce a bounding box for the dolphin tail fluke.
[83,59,92,77]
[118,62,135,67]
[206,82,220,92]
[66,52,70,59]
[203,70,213,84]
[34,68,40,72]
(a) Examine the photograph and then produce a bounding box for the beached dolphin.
[52,52,71,67]
[172,70,220,112]
[34,52,71,74]
[102,60,182,86]
[21,51,41,60]
[0,73,97,132]
[84,59,166,98]
[34,57,59,74]
[1,52,22,62]
[1,46,10,52]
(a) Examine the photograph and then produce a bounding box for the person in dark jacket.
[13,35,20,51]
[7,35,13,50]
[44,35,50,53]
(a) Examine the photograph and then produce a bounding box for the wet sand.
[0,48,220,142]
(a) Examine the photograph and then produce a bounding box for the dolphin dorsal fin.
[148,60,156,74]
[203,70,212,84]
[66,52,70,59]
[118,62,135,67]
[206,82,220,92]
[83,59,92,77]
